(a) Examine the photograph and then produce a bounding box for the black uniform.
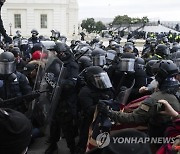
[28,36,40,45]
[76,66,114,153]
[46,43,79,154]
[0,52,32,113]
[77,86,114,152]
[0,71,32,112]
[108,54,147,102]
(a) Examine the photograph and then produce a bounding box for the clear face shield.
[93,72,112,89]
[106,52,116,61]
[118,58,135,72]
[0,61,16,75]
[92,55,106,66]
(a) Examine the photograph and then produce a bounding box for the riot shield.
[33,48,51,91]
[37,55,66,124]
[116,79,135,105]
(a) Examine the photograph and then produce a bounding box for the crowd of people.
[0,1,180,154]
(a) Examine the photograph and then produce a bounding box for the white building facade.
[1,0,78,37]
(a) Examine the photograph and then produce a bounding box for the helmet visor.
[106,52,116,61]
[93,72,112,89]
[92,55,106,66]
[0,61,16,75]
[118,58,135,72]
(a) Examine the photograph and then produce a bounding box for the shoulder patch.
[140,104,150,112]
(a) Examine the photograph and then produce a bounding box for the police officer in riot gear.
[142,38,157,60]
[146,44,170,62]
[127,39,139,56]
[76,66,114,154]
[50,29,60,41]
[170,44,180,53]
[0,51,32,113]
[105,49,117,67]
[91,48,106,67]
[98,60,180,140]
[28,29,40,45]
[78,56,92,73]
[45,42,79,154]
[108,53,147,102]
[0,0,12,44]
[13,30,22,40]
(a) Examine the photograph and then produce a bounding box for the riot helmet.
[170,51,180,69]
[79,46,92,57]
[170,44,180,53]
[155,60,179,84]
[155,44,170,58]
[84,66,112,89]
[145,38,151,45]
[0,52,16,76]
[123,42,134,53]
[118,53,135,72]
[15,30,21,38]
[150,38,157,48]
[51,29,60,40]
[31,29,39,37]
[162,37,169,44]
[91,48,106,66]
[109,41,118,49]
[134,57,145,71]
[54,42,71,61]
[78,56,92,72]
[145,60,158,76]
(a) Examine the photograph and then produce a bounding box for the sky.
[78,0,180,21]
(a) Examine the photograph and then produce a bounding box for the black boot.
[45,143,58,154]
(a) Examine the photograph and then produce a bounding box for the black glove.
[4,35,12,44]
[97,101,111,116]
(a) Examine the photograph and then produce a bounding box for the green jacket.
[110,91,180,125]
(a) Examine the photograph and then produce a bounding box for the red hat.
[32,50,47,60]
